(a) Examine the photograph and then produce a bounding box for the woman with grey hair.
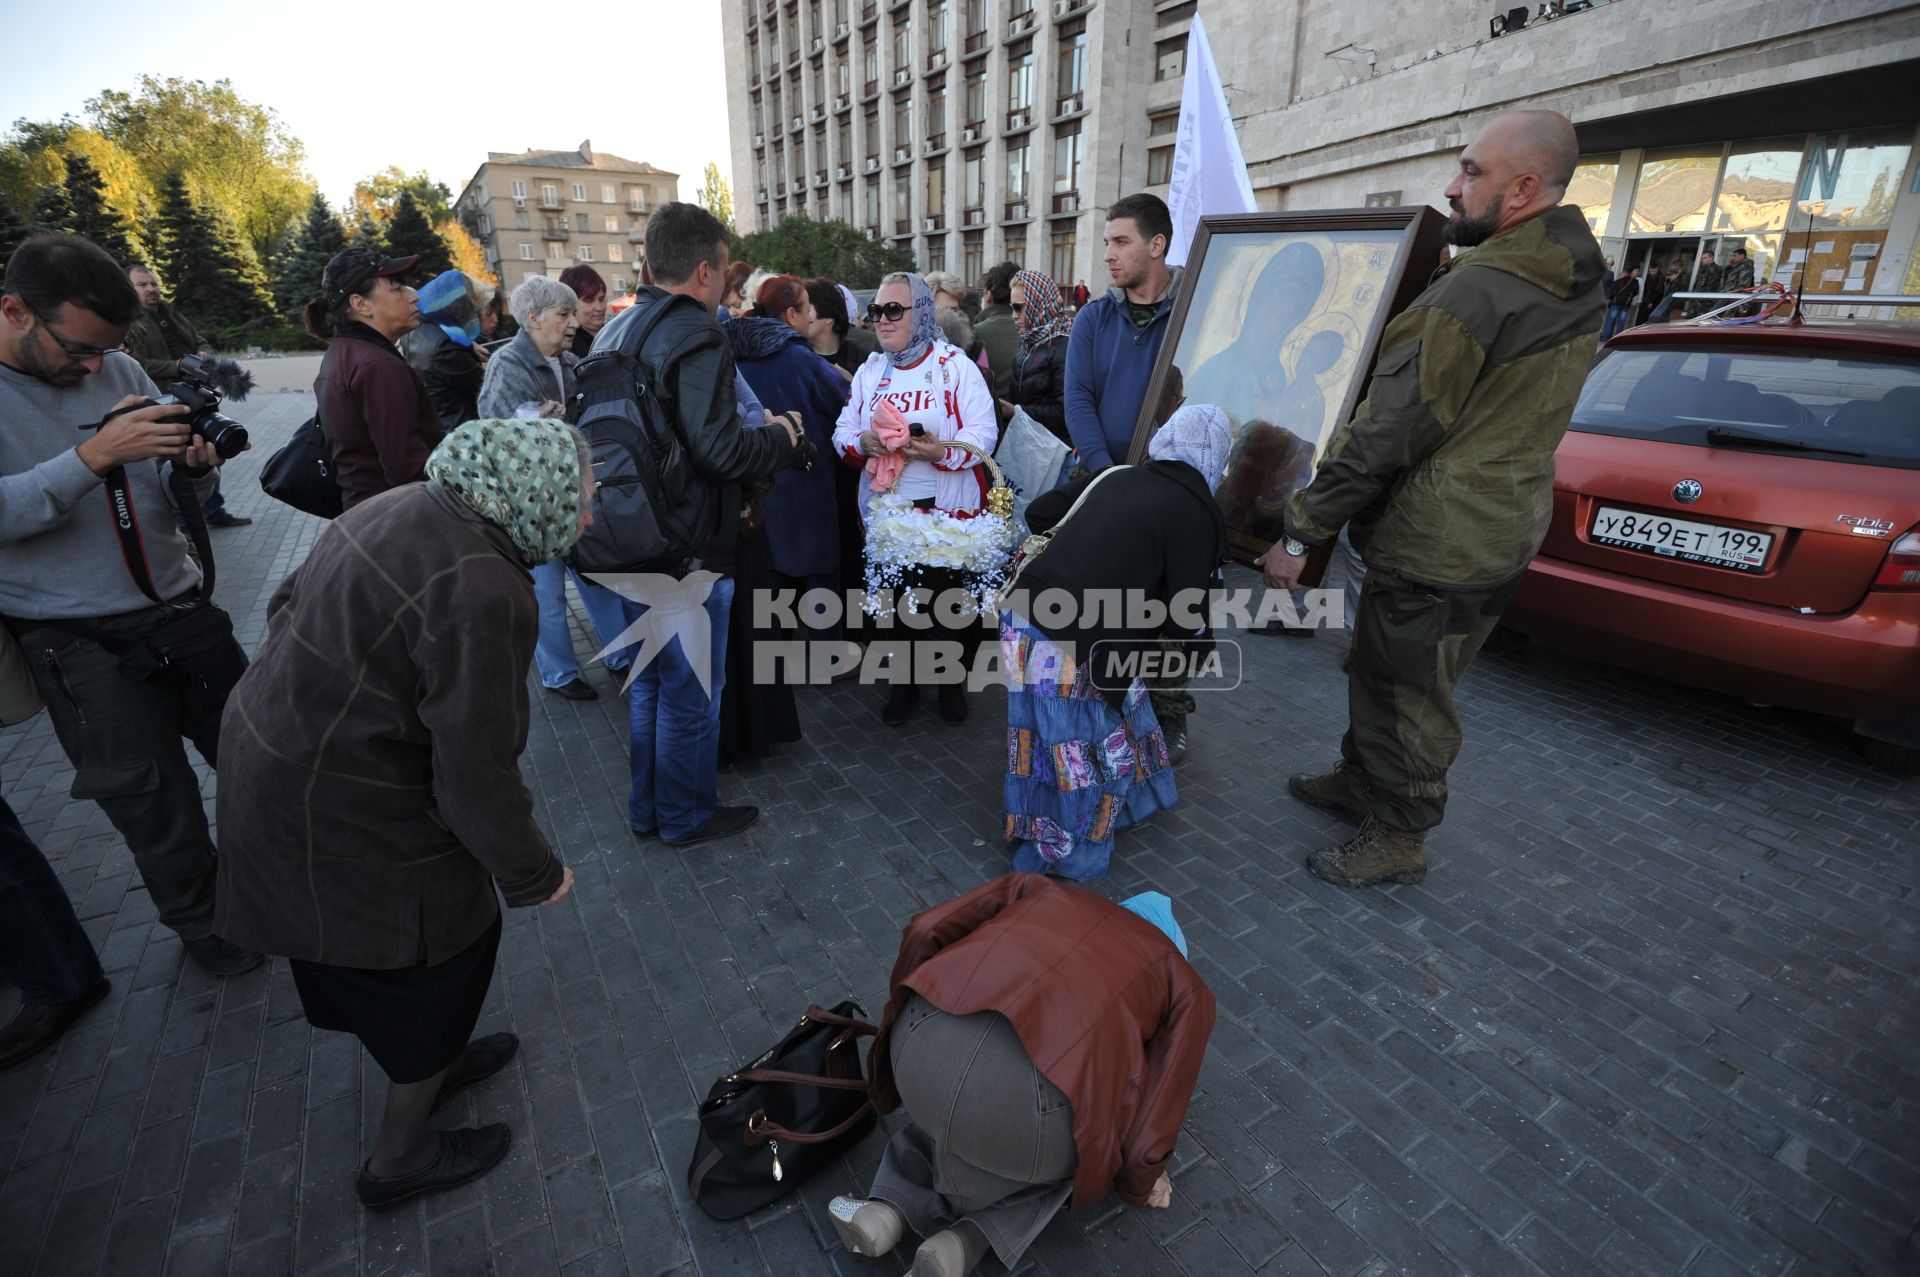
[924,271,968,312]
[478,276,634,699]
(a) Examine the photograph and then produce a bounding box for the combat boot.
[1307,818,1427,887]
[1287,763,1370,825]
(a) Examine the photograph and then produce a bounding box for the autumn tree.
[697,162,735,232]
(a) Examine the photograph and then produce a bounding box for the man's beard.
[1444,193,1505,247]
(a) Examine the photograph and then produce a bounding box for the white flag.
[1166,14,1257,268]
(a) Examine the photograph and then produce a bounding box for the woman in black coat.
[1001,267,1072,443]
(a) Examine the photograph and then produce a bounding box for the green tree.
[272,192,347,315]
[0,188,30,276]
[30,176,74,234]
[697,162,735,231]
[735,216,915,288]
[385,191,454,276]
[353,167,453,226]
[63,153,142,264]
[154,170,274,328]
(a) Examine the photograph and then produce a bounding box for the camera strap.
[100,462,217,608]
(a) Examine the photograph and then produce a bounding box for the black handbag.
[687,1001,879,1220]
[260,413,344,519]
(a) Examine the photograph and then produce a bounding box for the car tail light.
[1872,528,1920,591]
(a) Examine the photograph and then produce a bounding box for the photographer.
[0,233,261,977]
[126,262,250,528]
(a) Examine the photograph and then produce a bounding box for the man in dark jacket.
[972,262,1021,400]
[1257,110,1606,888]
[598,203,808,847]
[124,263,250,526]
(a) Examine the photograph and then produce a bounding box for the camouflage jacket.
[1285,204,1606,589]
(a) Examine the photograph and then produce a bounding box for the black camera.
[148,355,250,460]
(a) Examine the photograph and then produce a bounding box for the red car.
[1501,316,1920,772]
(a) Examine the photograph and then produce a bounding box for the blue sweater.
[726,316,850,578]
[1062,272,1183,470]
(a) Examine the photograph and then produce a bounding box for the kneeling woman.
[832,875,1215,1277]
[1001,406,1230,879]
[832,272,998,726]
[213,420,585,1210]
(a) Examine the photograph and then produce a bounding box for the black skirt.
[290,911,501,1084]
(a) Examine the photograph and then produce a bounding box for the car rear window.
[1569,346,1920,469]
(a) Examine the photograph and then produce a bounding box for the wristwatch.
[1282,536,1310,557]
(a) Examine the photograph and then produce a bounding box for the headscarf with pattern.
[884,272,942,368]
[1148,404,1233,493]
[425,419,586,566]
[1012,267,1073,347]
[415,270,480,347]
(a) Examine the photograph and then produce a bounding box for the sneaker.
[205,513,253,528]
[828,1196,904,1258]
[183,935,265,977]
[1306,818,1428,888]
[356,1124,512,1211]
[430,1033,519,1112]
[0,977,110,1070]
[663,805,760,847]
[1161,712,1188,767]
[1287,763,1370,825]
[937,684,968,724]
[547,678,597,702]
[881,685,920,726]
[909,1226,990,1277]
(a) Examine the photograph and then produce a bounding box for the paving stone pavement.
[3,390,1917,1277]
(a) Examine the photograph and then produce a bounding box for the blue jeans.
[0,793,104,1004]
[533,562,635,688]
[623,577,734,839]
[1602,304,1631,340]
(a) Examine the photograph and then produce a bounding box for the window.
[894,95,913,146]
[1050,228,1075,284]
[601,183,616,203]
[962,231,983,280]
[608,243,623,261]
[865,108,880,158]
[965,0,986,38]
[964,148,985,207]
[1567,158,1618,236]
[964,68,987,128]
[926,158,946,213]
[611,275,627,294]
[547,242,563,261]
[865,181,881,227]
[837,59,852,95]
[838,118,853,162]
[1007,42,1033,112]
[577,245,595,261]
[928,1,947,52]
[892,17,911,71]
[1008,0,1032,15]
[571,183,587,202]
[1148,112,1177,138]
[928,84,947,142]
[895,170,912,222]
[864,41,878,87]
[1053,124,1082,194]
[1055,21,1086,103]
[605,214,621,232]
[519,243,534,259]
[1006,142,1031,200]
[927,236,946,271]
[1630,148,1718,234]
[1147,145,1173,186]
[515,210,531,230]
[512,180,527,200]
[840,185,855,223]
[576,213,590,231]
[1715,141,1804,235]
[1799,128,1912,230]
[1154,38,1185,82]
[1004,233,1025,268]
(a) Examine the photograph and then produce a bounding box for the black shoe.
[205,513,253,528]
[663,805,760,847]
[937,684,968,724]
[431,1033,519,1112]
[0,978,110,1070]
[356,1124,512,1211]
[1252,620,1318,639]
[184,935,265,977]
[547,678,598,702]
[630,825,658,839]
[1162,712,1188,767]
[882,685,920,726]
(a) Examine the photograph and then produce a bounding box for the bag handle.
[731,1068,870,1091]
[748,1102,875,1146]
[799,1003,878,1035]
[998,463,1129,602]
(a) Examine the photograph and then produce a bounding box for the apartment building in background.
[454,142,679,296]
[721,0,1920,300]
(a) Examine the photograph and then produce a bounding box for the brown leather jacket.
[868,875,1216,1210]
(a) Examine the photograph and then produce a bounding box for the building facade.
[453,142,678,297]
[721,0,1920,301]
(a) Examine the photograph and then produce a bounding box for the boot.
[937,683,968,724]
[1306,818,1427,888]
[1287,763,1370,825]
[910,1222,991,1277]
[827,1196,904,1258]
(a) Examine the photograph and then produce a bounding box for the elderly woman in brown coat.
[213,418,589,1211]
[830,874,1215,1276]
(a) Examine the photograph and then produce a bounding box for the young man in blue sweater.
[1062,194,1181,472]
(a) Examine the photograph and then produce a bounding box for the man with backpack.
[571,203,810,847]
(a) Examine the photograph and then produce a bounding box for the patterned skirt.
[1000,611,1178,880]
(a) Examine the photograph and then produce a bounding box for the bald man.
[1254,109,1605,888]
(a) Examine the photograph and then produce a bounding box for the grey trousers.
[13,608,225,941]
[871,993,1077,1270]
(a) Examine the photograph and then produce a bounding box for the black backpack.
[567,294,705,574]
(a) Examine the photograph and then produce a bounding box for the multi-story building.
[723,0,1920,301]
[453,142,678,297]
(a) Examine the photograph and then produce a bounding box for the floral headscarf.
[1012,268,1073,347]
[425,419,586,566]
[1148,404,1233,493]
[884,272,942,368]
[415,270,480,347]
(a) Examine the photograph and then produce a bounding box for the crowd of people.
[1,108,1605,1268]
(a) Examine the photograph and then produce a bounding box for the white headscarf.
[1148,404,1233,493]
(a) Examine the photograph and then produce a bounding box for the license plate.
[1590,505,1773,571]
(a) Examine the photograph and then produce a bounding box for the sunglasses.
[866,302,910,322]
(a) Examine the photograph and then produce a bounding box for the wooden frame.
[1126,206,1448,567]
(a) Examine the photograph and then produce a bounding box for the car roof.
[1606,318,1920,359]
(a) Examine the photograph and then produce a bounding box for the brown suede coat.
[868,875,1216,1210]
[213,482,563,968]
